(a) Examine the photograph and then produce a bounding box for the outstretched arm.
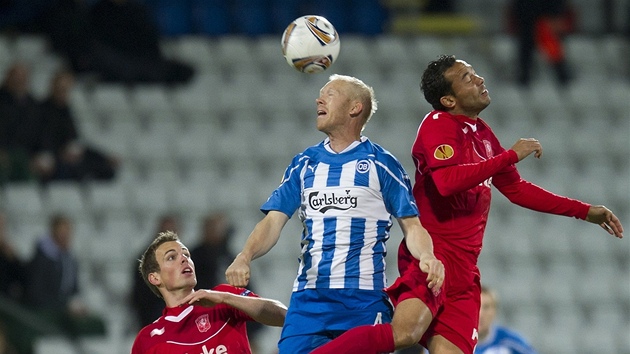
[397,216,444,295]
[180,290,287,327]
[226,211,289,287]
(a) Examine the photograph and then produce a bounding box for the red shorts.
[385,241,481,354]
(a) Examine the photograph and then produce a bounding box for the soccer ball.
[281,15,340,74]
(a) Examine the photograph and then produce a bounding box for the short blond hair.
[328,74,378,127]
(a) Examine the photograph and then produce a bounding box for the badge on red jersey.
[195,314,211,332]
[434,144,454,160]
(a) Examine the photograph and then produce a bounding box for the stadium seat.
[170,36,216,70]
[171,181,213,218]
[86,181,131,219]
[3,183,45,220]
[90,84,133,117]
[43,181,87,216]
[128,182,171,217]
[89,116,139,161]
[5,216,47,261]
[34,336,78,354]
[13,35,49,62]
[130,85,174,119]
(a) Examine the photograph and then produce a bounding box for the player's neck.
[447,108,479,120]
[162,288,195,308]
[326,132,361,153]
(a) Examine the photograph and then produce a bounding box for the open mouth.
[182,267,193,275]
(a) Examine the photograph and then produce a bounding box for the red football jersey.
[409,110,589,266]
[412,111,512,260]
[131,285,257,354]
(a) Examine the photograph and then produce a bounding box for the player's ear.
[349,101,363,117]
[148,272,161,286]
[440,95,456,109]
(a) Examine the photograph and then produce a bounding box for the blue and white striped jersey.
[261,137,418,292]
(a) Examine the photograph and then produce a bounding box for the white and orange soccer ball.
[281,15,341,74]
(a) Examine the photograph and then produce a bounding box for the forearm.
[497,178,590,219]
[432,150,518,196]
[399,216,434,261]
[222,293,287,327]
[237,211,288,262]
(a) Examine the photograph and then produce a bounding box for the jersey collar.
[323,136,367,154]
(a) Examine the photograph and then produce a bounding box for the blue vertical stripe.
[315,218,336,288]
[296,218,314,291]
[303,162,315,189]
[326,164,341,186]
[372,219,390,289]
[344,218,366,288]
[353,162,370,187]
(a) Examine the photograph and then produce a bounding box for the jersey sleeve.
[211,284,260,322]
[261,154,304,217]
[493,169,590,219]
[414,111,464,169]
[376,151,418,218]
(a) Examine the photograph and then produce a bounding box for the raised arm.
[181,290,287,327]
[397,216,444,294]
[226,210,289,287]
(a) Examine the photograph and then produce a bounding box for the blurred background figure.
[130,213,180,329]
[0,321,18,354]
[86,0,194,85]
[24,214,105,339]
[189,212,264,350]
[0,62,42,184]
[190,211,235,290]
[476,286,538,354]
[0,211,26,303]
[508,0,575,86]
[38,69,119,183]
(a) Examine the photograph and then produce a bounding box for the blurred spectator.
[0,211,26,302]
[0,0,53,32]
[86,0,194,84]
[0,63,42,184]
[24,214,105,338]
[0,321,18,354]
[423,0,455,13]
[508,0,575,86]
[190,212,235,290]
[130,213,180,329]
[189,211,264,350]
[38,69,119,183]
[39,0,95,74]
[475,286,537,354]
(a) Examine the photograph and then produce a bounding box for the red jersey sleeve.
[415,111,519,196]
[212,284,259,322]
[493,167,590,219]
[415,111,465,169]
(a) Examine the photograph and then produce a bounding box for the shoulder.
[419,110,460,130]
[495,326,535,348]
[132,319,164,351]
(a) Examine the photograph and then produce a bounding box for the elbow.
[434,181,457,196]
[432,169,457,196]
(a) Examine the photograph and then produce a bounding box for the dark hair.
[138,231,180,298]
[420,55,457,111]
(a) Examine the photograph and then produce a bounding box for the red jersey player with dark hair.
[131,231,286,354]
[311,55,623,354]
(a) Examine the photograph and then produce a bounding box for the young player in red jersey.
[311,55,624,354]
[131,231,287,354]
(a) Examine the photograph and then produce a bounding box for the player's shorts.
[278,288,393,354]
[386,241,481,354]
